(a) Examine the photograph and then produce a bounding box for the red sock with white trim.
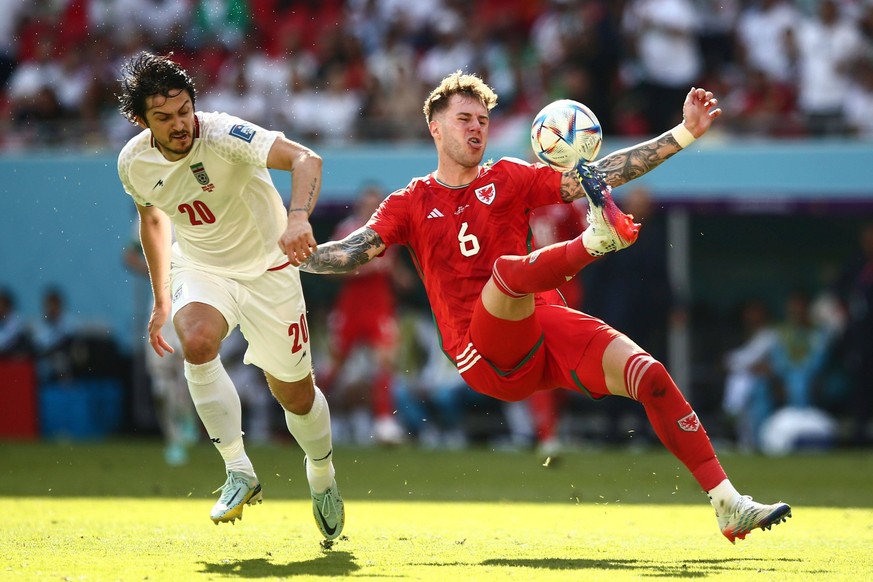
[492,236,597,297]
[626,352,727,491]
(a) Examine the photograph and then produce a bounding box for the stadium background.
[1,0,872,448]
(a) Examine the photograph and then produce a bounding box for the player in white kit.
[116,51,343,540]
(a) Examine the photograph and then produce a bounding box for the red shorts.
[456,299,622,402]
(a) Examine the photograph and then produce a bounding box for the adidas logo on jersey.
[427,208,444,219]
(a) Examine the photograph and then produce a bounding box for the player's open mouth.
[468,137,482,148]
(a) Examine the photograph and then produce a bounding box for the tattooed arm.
[300,226,387,275]
[268,135,323,265]
[558,87,722,203]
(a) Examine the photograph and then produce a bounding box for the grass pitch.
[2,440,872,581]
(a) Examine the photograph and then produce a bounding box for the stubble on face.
[143,90,195,161]
[437,95,489,171]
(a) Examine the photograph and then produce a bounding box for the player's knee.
[177,327,222,363]
[492,255,525,298]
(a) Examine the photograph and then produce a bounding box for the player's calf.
[492,237,596,298]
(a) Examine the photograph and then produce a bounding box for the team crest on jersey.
[190,162,215,192]
[677,411,701,432]
[230,124,256,142]
[475,183,496,205]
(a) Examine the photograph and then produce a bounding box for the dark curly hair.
[117,51,197,124]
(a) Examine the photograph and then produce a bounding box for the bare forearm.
[300,227,385,274]
[559,87,720,202]
[138,210,172,304]
[288,151,322,217]
[592,130,684,188]
[558,130,685,202]
[266,136,323,217]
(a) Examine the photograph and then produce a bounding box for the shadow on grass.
[199,551,360,578]
[480,557,806,578]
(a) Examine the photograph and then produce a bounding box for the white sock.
[285,386,335,492]
[185,356,254,477]
[707,479,741,516]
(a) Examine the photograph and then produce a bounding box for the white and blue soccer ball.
[530,99,603,171]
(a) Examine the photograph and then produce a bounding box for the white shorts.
[170,264,313,382]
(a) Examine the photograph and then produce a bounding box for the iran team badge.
[677,411,701,432]
[190,162,210,185]
[190,162,215,192]
[475,183,496,205]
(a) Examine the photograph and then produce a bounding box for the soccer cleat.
[210,470,262,525]
[717,495,792,543]
[311,479,345,540]
[575,163,640,256]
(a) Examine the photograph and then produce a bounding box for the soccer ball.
[530,99,603,171]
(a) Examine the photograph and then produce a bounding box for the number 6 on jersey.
[458,222,480,257]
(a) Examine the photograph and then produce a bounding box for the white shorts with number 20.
[170,263,312,383]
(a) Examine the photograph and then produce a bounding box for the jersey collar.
[431,166,483,189]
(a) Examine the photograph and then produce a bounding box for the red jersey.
[367,157,564,357]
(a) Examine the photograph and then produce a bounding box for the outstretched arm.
[300,226,387,275]
[559,87,721,202]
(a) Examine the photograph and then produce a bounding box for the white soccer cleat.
[210,470,262,524]
[311,479,345,540]
[717,495,792,543]
[576,164,640,256]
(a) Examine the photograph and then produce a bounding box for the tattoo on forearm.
[596,134,680,185]
[559,132,682,203]
[301,228,383,274]
[291,178,319,214]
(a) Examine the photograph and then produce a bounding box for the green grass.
[3,439,871,506]
[2,440,872,581]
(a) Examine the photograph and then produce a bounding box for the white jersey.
[118,111,287,280]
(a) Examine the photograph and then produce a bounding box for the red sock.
[529,390,559,442]
[492,236,596,297]
[372,369,394,418]
[627,352,727,491]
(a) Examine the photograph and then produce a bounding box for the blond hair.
[423,71,498,122]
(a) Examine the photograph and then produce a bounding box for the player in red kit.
[301,71,791,543]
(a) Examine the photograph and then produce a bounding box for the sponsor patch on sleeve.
[229,124,256,142]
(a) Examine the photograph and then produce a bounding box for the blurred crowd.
[721,222,873,453]
[2,0,873,152]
